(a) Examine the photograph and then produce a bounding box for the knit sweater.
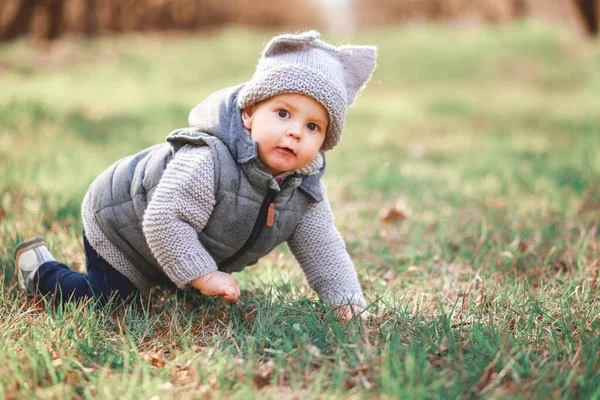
[82,144,366,308]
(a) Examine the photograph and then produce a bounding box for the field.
[1,22,599,399]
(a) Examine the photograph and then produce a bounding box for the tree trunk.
[0,0,37,41]
[512,0,529,18]
[45,0,65,40]
[84,0,98,36]
[573,0,599,35]
[109,0,122,32]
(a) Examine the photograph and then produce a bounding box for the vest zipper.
[217,188,278,269]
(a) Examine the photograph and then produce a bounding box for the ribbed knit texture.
[287,188,366,308]
[141,145,217,287]
[82,144,366,306]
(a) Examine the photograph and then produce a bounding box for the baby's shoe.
[15,237,55,295]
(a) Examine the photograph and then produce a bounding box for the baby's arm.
[287,185,367,315]
[142,144,239,302]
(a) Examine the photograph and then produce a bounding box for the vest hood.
[186,84,257,164]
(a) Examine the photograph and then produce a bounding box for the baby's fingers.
[220,284,240,303]
[344,308,359,323]
[334,306,353,323]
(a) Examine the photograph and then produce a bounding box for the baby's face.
[242,93,328,176]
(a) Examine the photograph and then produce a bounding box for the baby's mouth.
[277,146,296,156]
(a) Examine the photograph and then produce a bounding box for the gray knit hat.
[237,30,377,151]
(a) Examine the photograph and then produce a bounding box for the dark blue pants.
[35,234,137,304]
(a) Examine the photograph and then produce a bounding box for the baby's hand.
[191,271,241,303]
[334,304,376,323]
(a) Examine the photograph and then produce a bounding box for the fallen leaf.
[518,239,536,254]
[50,221,61,234]
[64,370,79,386]
[379,203,406,224]
[144,350,168,368]
[552,260,568,273]
[172,367,195,385]
[253,359,276,388]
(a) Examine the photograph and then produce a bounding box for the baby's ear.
[338,46,378,105]
[263,30,320,57]
[241,107,255,130]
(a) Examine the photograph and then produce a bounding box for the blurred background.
[0,0,598,41]
[1,4,599,397]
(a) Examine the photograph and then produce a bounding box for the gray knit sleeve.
[142,144,217,288]
[287,186,367,308]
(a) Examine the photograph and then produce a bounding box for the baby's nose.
[286,125,302,140]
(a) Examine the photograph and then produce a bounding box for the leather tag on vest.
[267,203,275,227]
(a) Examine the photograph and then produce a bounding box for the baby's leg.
[16,235,136,304]
[35,260,96,301]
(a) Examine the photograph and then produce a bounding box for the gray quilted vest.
[87,85,325,288]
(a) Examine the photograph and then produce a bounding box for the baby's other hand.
[334,304,378,324]
[191,271,241,303]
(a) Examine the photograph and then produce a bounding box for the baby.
[15,31,377,321]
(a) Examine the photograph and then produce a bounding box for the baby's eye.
[277,110,289,118]
[307,122,319,132]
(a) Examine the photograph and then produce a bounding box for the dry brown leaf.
[50,221,61,234]
[64,370,79,386]
[552,261,568,274]
[379,203,406,224]
[489,381,518,398]
[197,384,213,398]
[253,359,276,388]
[518,239,535,253]
[172,367,195,385]
[143,350,168,368]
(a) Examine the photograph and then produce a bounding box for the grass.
[1,21,599,399]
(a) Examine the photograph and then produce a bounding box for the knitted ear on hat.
[338,46,378,105]
[263,30,320,57]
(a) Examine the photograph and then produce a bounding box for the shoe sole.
[15,236,45,269]
[14,236,46,297]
